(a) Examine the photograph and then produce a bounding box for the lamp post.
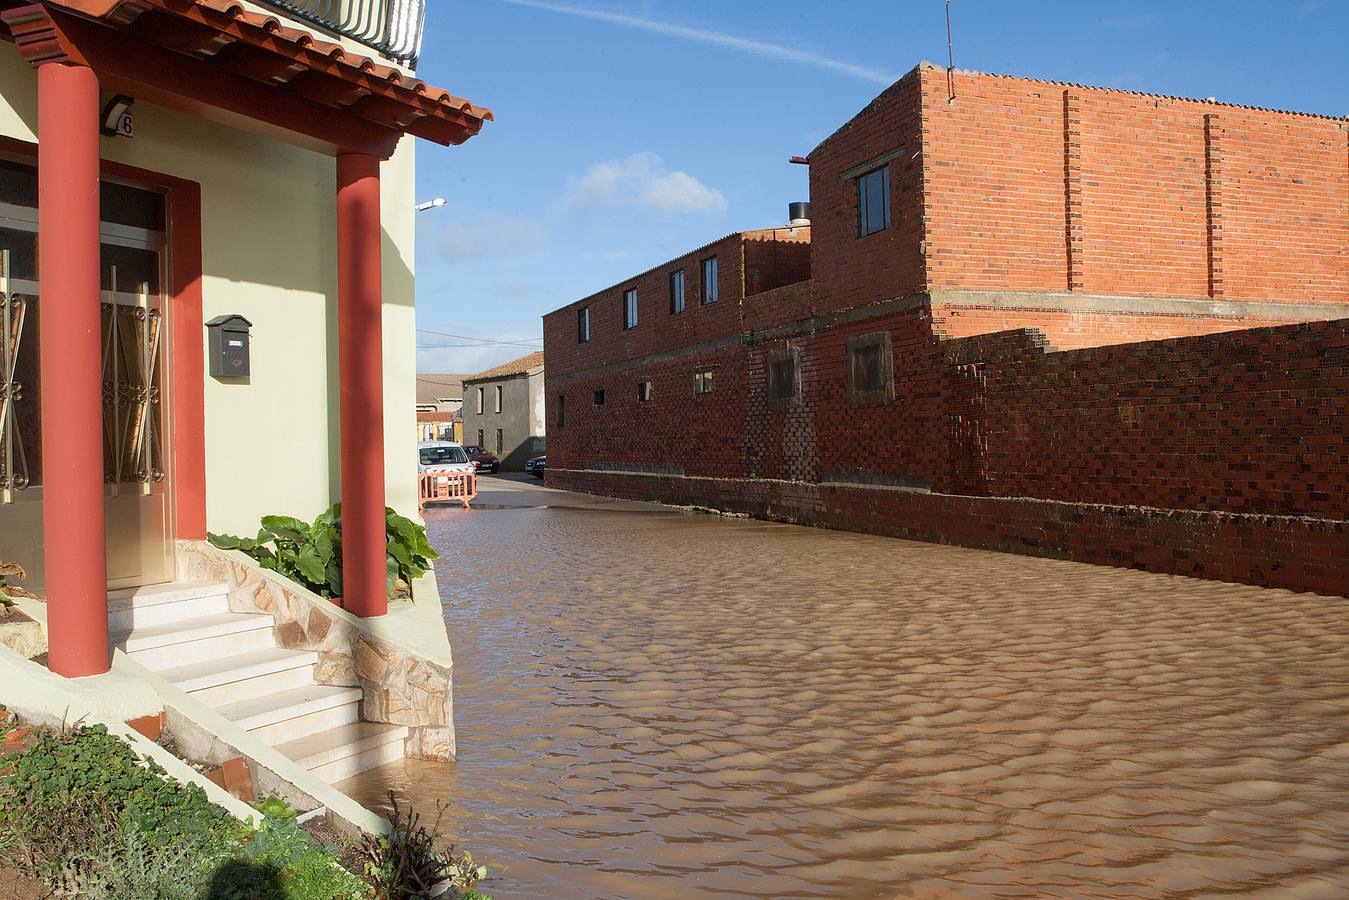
[415,197,446,212]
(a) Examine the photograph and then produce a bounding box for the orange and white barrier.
[418,471,477,510]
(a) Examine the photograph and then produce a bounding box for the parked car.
[461,445,500,474]
[525,455,546,479]
[417,440,474,474]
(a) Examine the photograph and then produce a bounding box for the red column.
[38,63,109,677]
[336,153,387,618]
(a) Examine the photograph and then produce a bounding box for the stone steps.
[111,580,403,784]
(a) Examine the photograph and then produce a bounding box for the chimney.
[788,201,811,227]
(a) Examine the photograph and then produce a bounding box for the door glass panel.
[1,235,40,494]
[0,159,37,210]
[101,252,165,489]
[101,181,166,231]
[102,244,161,295]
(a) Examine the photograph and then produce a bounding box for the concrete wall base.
[547,468,1349,599]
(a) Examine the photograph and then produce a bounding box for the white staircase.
[110,581,406,784]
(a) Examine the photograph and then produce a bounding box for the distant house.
[416,374,466,442]
[462,352,545,468]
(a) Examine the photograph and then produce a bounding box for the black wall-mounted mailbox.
[206,314,252,378]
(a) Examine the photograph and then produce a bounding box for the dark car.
[525,455,546,479]
[462,445,500,474]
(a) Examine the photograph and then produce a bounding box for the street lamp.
[415,197,447,212]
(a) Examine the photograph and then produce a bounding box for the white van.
[417,440,474,475]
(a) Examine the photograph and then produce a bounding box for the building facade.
[544,63,1349,597]
[461,351,545,469]
[0,0,491,677]
[416,373,464,441]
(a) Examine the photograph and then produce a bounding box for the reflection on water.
[341,482,1349,898]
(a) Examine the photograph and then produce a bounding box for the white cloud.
[496,0,897,86]
[567,152,726,215]
[436,210,544,264]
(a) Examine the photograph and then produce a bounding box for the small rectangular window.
[476,429,484,447]
[476,386,484,415]
[847,331,894,405]
[669,269,685,314]
[593,388,606,406]
[494,384,503,414]
[767,348,800,407]
[556,393,566,427]
[857,165,891,237]
[694,369,714,395]
[495,429,503,453]
[638,380,654,402]
[577,307,590,343]
[623,288,638,329]
[701,256,718,304]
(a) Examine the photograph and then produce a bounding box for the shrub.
[209,504,437,602]
[0,722,367,900]
[358,792,491,900]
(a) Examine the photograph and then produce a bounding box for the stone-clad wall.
[177,541,455,760]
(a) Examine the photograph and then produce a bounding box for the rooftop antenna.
[945,0,956,102]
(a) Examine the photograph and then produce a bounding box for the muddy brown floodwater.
[340,477,1349,898]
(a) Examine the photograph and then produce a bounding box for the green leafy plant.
[0,722,368,900]
[252,793,300,822]
[209,504,437,602]
[358,791,490,899]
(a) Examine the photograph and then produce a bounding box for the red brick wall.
[920,67,1349,305]
[743,229,811,297]
[542,232,748,381]
[945,318,1349,520]
[806,72,927,314]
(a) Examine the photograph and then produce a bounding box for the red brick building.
[543,63,1349,597]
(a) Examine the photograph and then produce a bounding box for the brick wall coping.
[929,290,1348,322]
[551,467,1348,526]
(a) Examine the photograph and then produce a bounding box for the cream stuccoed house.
[0,0,490,823]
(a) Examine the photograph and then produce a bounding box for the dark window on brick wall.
[767,347,801,408]
[694,369,714,395]
[593,388,606,406]
[700,256,718,304]
[556,394,566,427]
[476,429,484,447]
[669,269,685,314]
[623,288,638,329]
[495,429,503,453]
[848,331,894,405]
[857,165,891,238]
[638,380,654,402]
[577,307,590,343]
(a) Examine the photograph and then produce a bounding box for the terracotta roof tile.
[463,352,545,383]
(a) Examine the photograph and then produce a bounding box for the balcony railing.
[258,0,426,65]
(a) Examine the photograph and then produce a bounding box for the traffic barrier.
[418,471,477,510]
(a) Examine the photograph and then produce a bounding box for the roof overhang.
[0,0,492,158]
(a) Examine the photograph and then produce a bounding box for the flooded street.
[340,477,1349,898]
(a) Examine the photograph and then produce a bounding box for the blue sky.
[411,0,1348,375]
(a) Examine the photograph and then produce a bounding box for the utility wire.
[416,328,542,348]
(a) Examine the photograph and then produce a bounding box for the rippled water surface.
[340,477,1349,898]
